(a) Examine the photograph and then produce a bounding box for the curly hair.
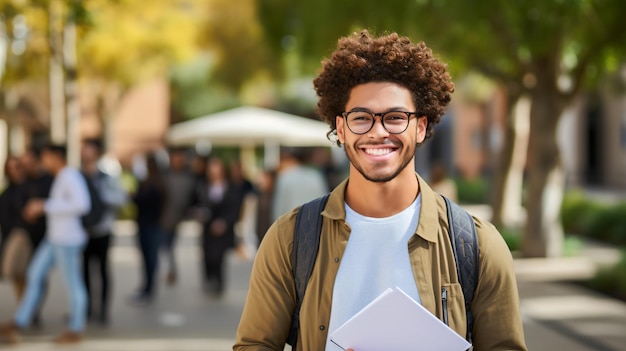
[313,30,455,146]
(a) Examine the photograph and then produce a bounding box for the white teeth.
[364,148,392,156]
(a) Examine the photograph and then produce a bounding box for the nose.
[368,115,390,138]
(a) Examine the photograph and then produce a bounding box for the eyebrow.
[348,106,412,113]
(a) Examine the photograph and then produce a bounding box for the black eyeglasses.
[341,110,420,135]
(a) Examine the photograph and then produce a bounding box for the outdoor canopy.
[166,106,334,147]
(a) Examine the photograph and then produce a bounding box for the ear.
[415,116,428,144]
[336,116,346,144]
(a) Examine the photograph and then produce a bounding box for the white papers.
[329,287,471,351]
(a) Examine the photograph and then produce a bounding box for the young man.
[81,139,127,325]
[0,144,90,345]
[160,147,195,285]
[234,31,527,351]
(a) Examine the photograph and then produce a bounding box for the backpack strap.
[287,193,331,347]
[442,195,479,345]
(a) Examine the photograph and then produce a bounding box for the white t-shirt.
[325,195,422,350]
[44,167,90,246]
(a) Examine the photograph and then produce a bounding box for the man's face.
[21,151,38,175]
[169,152,186,171]
[40,150,56,173]
[336,82,427,183]
[81,143,99,164]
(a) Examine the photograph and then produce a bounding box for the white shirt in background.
[44,166,91,246]
[271,165,328,221]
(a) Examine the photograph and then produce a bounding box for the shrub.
[499,227,521,252]
[584,203,626,246]
[498,226,582,256]
[560,190,608,235]
[590,250,626,301]
[455,177,489,204]
[560,191,626,246]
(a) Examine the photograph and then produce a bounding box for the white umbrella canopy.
[167,106,334,147]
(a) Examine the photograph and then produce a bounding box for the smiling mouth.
[362,147,396,156]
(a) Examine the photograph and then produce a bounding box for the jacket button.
[334,257,339,263]
[319,325,325,331]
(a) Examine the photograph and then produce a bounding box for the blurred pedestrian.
[160,147,195,286]
[81,139,127,324]
[229,160,258,259]
[193,157,243,297]
[130,154,165,306]
[271,147,328,221]
[19,147,54,253]
[0,143,91,345]
[255,169,275,244]
[15,147,54,327]
[191,153,207,184]
[0,156,28,301]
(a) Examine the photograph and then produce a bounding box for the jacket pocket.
[440,283,467,336]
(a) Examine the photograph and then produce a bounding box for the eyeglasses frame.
[341,110,422,135]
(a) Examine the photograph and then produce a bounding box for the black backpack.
[80,171,106,230]
[287,194,479,349]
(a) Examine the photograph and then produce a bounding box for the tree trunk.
[49,0,66,144]
[491,92,529,229]
[0,19,8,188]
[64,14,80,168]
[522,79,566,258]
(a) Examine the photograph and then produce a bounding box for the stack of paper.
[329,287,471,351]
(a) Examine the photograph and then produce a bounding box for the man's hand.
[23,199,45,222]
[210,219,227,237]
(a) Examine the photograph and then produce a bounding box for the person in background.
[15,147,54,327]
[81,139,127,325]
[255,169,275,244]
[160,147,195,286]
[229,160,258,259]
[19,147,54,259]
[271,147,328,221]
[193,157,243,297]
[191,153,207,186]
[0,143,90,345]
[131,154,165,306]
[0,157,27,301]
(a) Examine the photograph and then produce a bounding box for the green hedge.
[498,227,582,257]
[561,191,626,246]
[455,177,489,204]
[590,250,626,301]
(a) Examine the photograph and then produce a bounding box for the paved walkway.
[0,220,625,350]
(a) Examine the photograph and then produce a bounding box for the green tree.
[258,0,626,257]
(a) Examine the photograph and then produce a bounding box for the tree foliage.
[200,0,274,90]
[78,0,204,87]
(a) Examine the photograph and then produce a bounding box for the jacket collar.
[323,173,440,243]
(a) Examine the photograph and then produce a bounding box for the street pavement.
[1,220,625,351]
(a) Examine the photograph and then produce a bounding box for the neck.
[83,162,98,175]
[345,166,419,218]
[51,163,66,176]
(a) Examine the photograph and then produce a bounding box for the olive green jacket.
[234,175,527,351]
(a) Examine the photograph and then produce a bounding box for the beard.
[343,139,417,183]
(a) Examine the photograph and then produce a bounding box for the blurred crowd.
[0,141,335,345]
